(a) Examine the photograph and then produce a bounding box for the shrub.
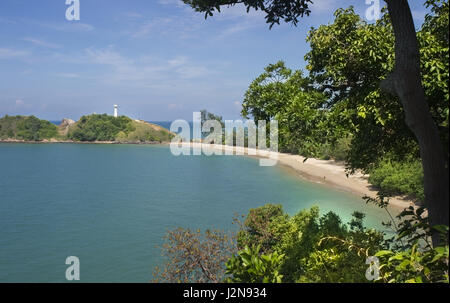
[225,245,284,283]
[233,205,384,283]
[368,158,424,201]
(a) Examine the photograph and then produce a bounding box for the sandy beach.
[178,142,416,213]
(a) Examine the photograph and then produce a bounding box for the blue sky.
[0,0,428,121]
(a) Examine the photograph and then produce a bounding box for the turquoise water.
[0,143,390,282]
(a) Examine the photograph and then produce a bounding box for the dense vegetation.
[68,114,135,142]
[368,157,425,201]
[154,203,448,283]
[0,115,58,141]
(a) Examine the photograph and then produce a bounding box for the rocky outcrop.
[60,118,75,127]
[59,118,76,135]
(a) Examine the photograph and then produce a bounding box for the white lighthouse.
[113,105,118,117]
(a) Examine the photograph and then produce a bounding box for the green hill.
[116,120,174,143]
[0,115,59,141]
[66,114,174,143]
[67,114,134,142]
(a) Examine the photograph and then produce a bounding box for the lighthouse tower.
[113,105,118,117]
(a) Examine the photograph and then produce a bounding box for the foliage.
[305,7,416,172]
[364,194,449,283]
[373,201,448,283]
[154,201,448,283]
[420,0,449,157]
[241,61,337,158]
[225,245,284,283]
[68,114,135,142]
[368,157,425,201]
[273,207,321,281]
[233,204,384,283]
[241,61,298,122]
[152,228,236,283]
[182,0,313,28]
[235,204,289,253]
[375,244,449,283]
[313,136,351,161]
[231,202,449,283]
[0,115,58,141]
[305,5,448,172]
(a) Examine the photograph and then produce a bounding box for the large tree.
[183,0,449,245]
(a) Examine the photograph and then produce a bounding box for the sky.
[0,0,429,121]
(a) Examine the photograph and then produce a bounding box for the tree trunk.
[382,0,449,246]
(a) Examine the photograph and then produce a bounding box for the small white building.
[113,105,118,117]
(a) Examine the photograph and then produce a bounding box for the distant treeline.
[0,114,174,143]
[0,115,58,141]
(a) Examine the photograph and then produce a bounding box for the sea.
[0,138,391,282]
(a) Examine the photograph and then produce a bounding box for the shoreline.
[179,142,415,213]
[0,140,415,212]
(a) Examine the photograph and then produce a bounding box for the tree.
[381,0,448,246]
[152,228,236,283]
[182,0,449,245]
[200,109,225,128]
[241,61,295,122]
[241,61,333,156]
[231,204,385,282]
[235,204,289,253]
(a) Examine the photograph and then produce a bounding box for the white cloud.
[23,38,61,49]
[168,57,187,67]
[0,48,30,59]
[176,65,210,79]
[130,2,264,41]
[158,0,185,7]
[83,48,214,88]
[37,22,94,32]
[56,73,82,78]
[216,21,257,39]
[13,99,32,110]
[131,17,174,38]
